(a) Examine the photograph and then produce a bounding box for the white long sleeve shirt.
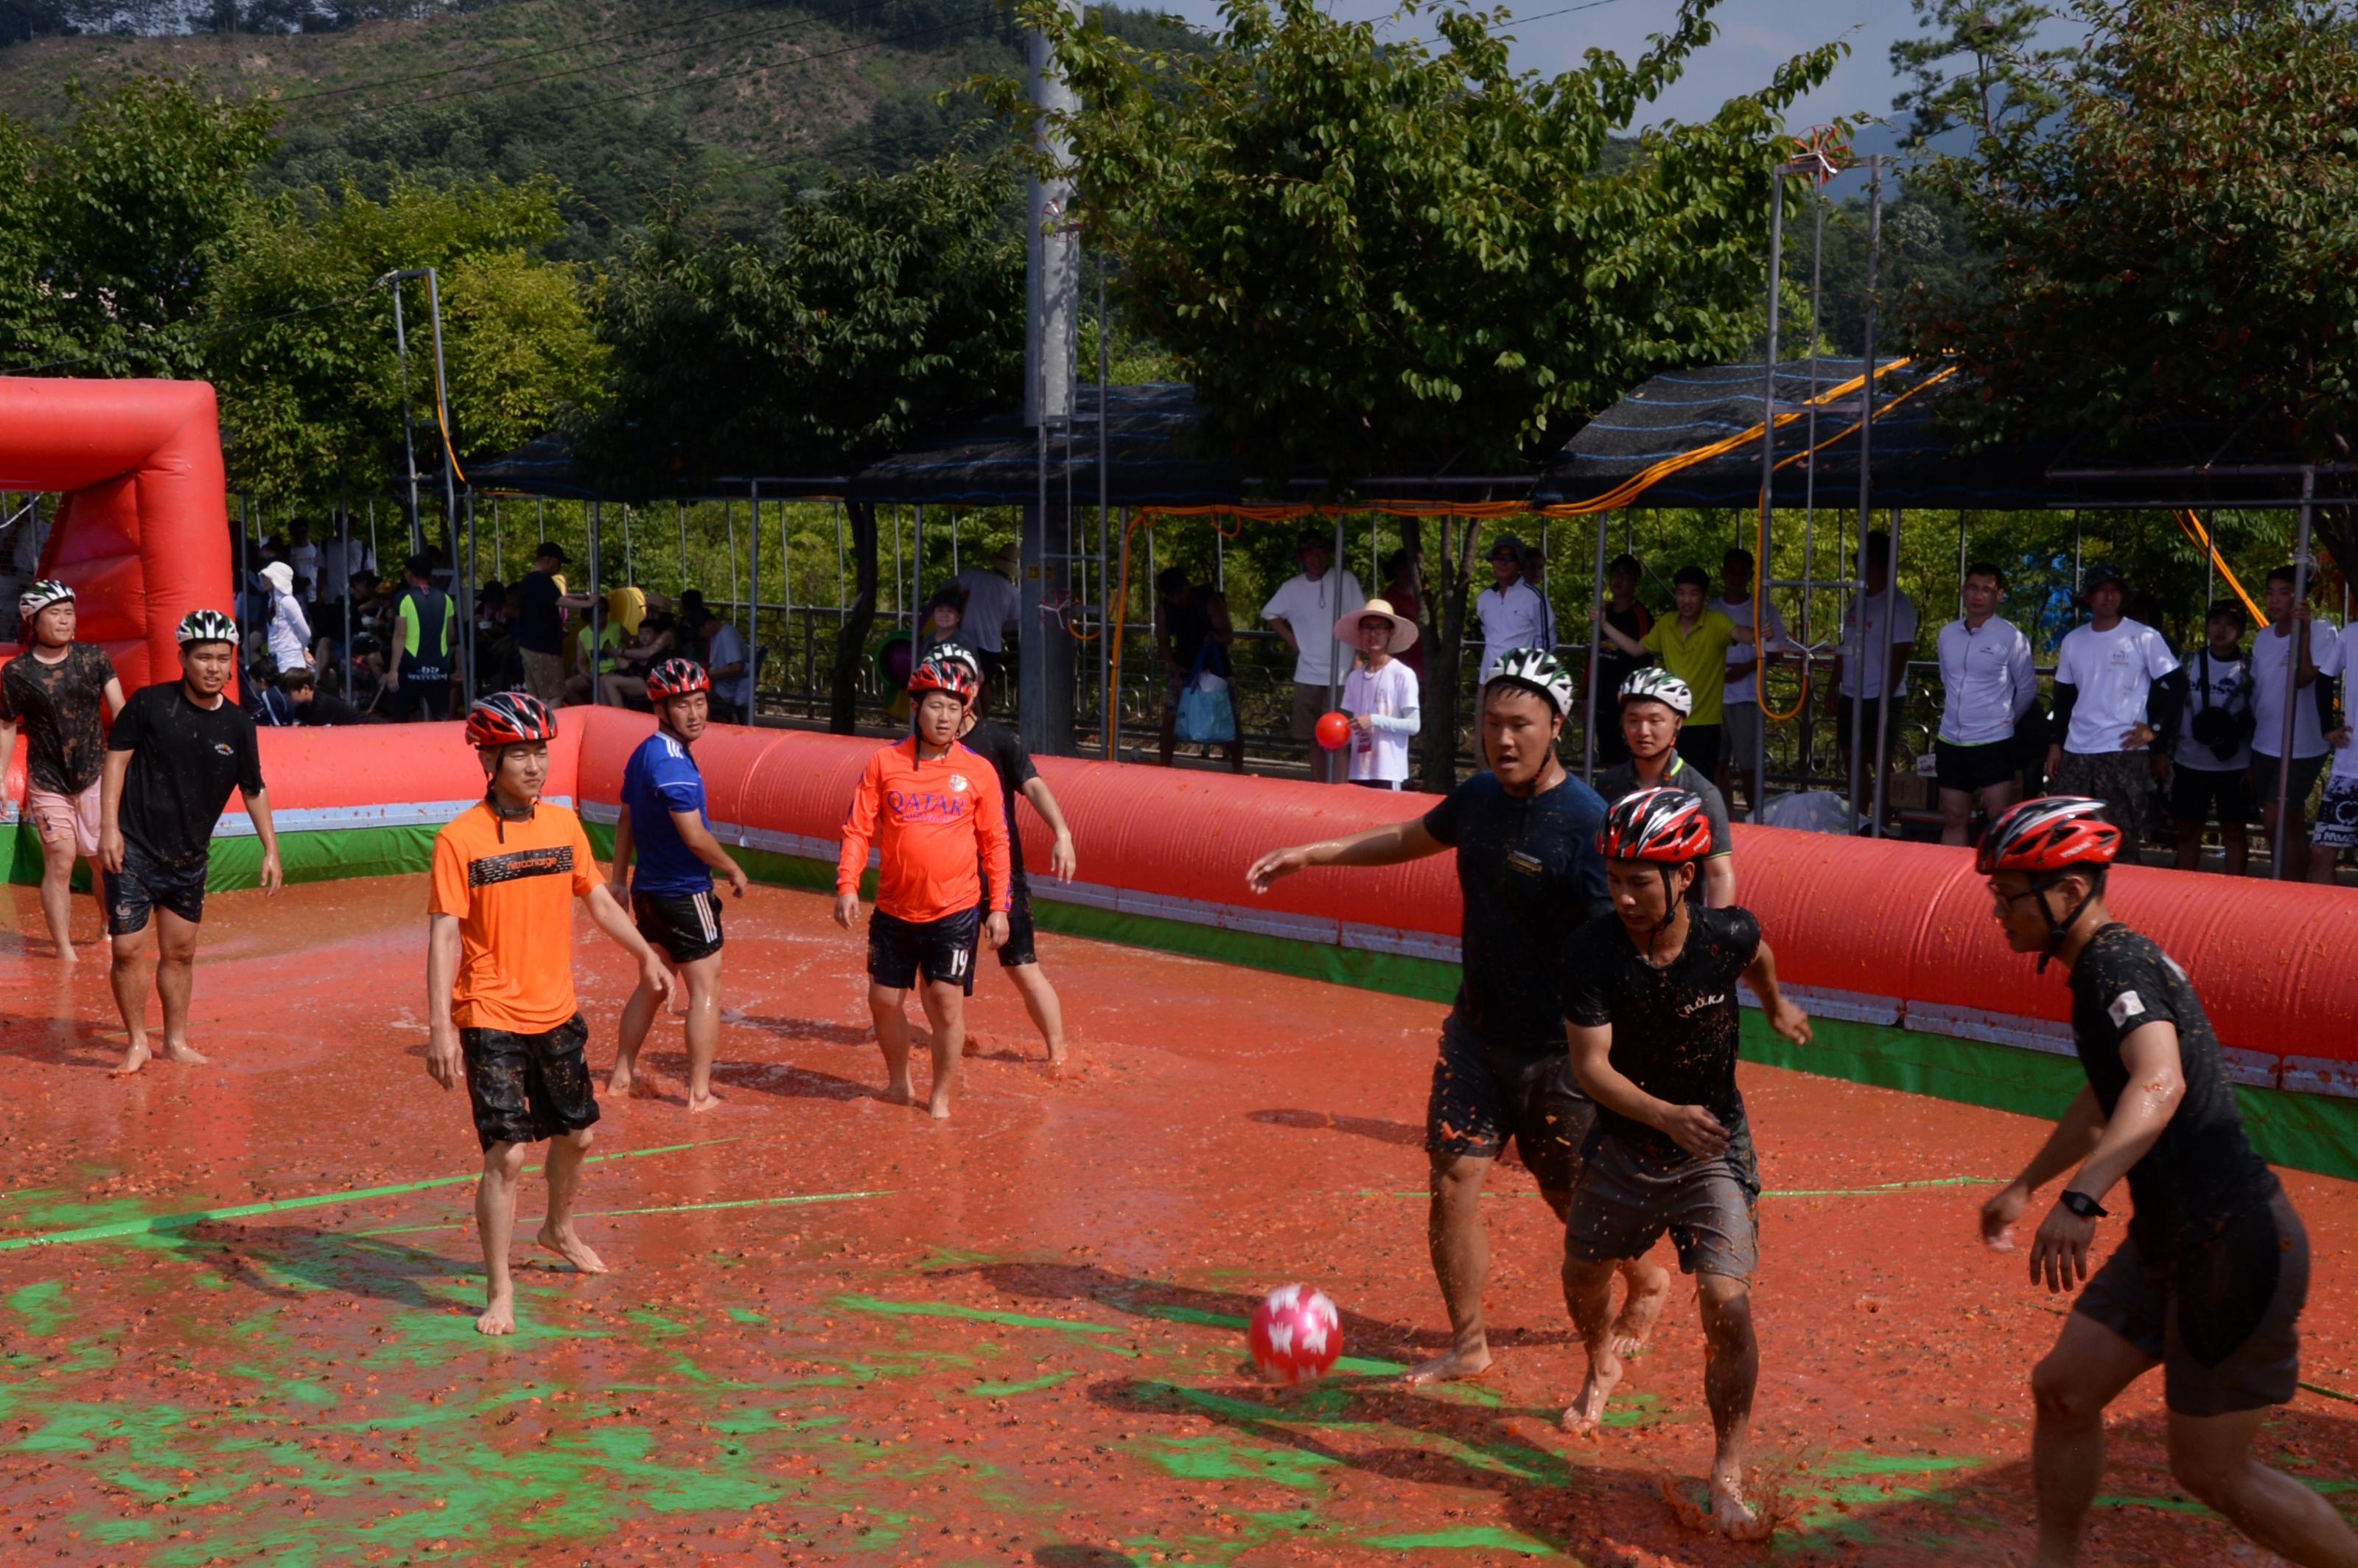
[1936,615,2037,745]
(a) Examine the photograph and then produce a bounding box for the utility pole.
[1021,0,1081,757]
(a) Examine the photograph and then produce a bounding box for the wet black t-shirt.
[0,643,116,794]
[108,682,265,865]
[959,717,1038,880]
[514,570,562,654]
[1563,905,1761,1166]
[2067,924,2280,1253]
[1422,770,1609,1053]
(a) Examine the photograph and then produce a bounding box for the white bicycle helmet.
[175,608,239,647]
[1618,667,1693,717]
[1486,647,1577,718]
[17,579,72,617]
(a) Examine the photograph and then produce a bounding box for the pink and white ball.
[1248,1284,1342,1385]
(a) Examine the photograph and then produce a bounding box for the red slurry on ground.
[1,875,2355,1566]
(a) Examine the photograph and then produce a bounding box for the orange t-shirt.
[430,799,600,1032]
[836,738,1012,923]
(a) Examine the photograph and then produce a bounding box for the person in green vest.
[389,553,455,723]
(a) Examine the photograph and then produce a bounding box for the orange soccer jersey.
[430,799,600,1032]
[836,738,1012,923]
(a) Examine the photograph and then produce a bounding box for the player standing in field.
[0,580,126,961]
[834,659,1011,1119]
[606,659,749,1113]
[425,693,673,1335]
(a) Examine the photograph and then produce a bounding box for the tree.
[1914,0,2358,575]
[1888,0,2074,144]
[586,152,1024,730]
[1003,0,1843,787]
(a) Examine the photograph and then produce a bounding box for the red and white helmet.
[908,657,979,707]
[464,691,559,749]
[646,658,710,701]
[1976,796,2121,878]
[1596,786,1713,864]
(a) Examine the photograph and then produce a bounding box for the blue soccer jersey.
[621,732,713,895]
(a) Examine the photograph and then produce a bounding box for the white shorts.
[25,779,102,858]
[2315,774,2358,850]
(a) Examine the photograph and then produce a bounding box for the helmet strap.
[2031,872,2092,975]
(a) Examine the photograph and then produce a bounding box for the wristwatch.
[2059,1190,2108,1220]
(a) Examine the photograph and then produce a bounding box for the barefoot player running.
[833,657,1011,1119]
[1559,786,1811,1536]
[1247,648,1670,1385]
[425,694,674,1336]
[607,658,749,1113]
[1976,797,2358,1567]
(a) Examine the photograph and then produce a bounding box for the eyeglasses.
[1987,882,2046,914]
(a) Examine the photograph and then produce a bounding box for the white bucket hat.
[1335,597,1419,653]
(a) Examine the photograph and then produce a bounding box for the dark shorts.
[459,1012,601,1152]
[1834,693,1904,763]
[393,673,452,722]
[2169,763,2256,827]
[2254,752,2329,824]
[103,840,209,936]
[2315,774,2358,850]
[1937,738,2018,794]
[1673,723,1722,780]
[1425,1015,1594,1194]
[979,873,1038,969]
[2073,1190,2308,1417]
[869,906,980,994]
[1565,1123,1761,1280]
[2052,749,2155,853]
[632,889,724,965]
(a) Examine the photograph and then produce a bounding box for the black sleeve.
[108,689,148,752]
[2318,673,2339,732]
[237,715,265,796]
[2147,666,2187,743]
[1562,923,1612,1026]
[1421,778,1472,846]
[1728,906,1763,970]
[2093,944,2184,1041]
[0,668,18,724]
[2050,679,2079,732]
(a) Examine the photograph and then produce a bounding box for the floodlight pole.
[2273,466,2317,878]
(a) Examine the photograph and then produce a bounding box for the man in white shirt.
[1710,547,1791,821]
[1824,531,1919,805]
[2169,602,2256,875]
[1262,530,1365,783]
[948,542,1023,707]
[1474,536,1550,684]
[1933,561,2038,846]
[2250,565,2337,878]
[2308,613,2357,884]
[2046,562,2183,859]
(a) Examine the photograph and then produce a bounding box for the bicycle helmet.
[907,658,979,707]
[1484,647,1575,718]
[1597,786,1714,864]
[464,691,559,749]
[17,579,72,618]
[1618,668,1693,717]
[175,609,239,647]
[925,642,984,682]
[646,658,710,701]
[1978,796,2121,969]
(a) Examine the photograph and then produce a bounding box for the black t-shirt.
[514,571,562,654]
[1594,601,1653,696]
[0,643,116,794]
[1422,770,1610,1053]
[2067,924,2280,1253]
[108,682,265,866]
[1564,905,1762,1166]
[959,718,1038,881]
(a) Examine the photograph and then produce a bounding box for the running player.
[1559,786,1812,1536]
[426,693,674,1336]
[1246,648,1670,1385]
[607,659,749,1113]
[98,609,283,1076]
[1975,797,2357,1567]
[921,644,1078,1070]
[0,580,126,961]
[833,659,1012,1119]
[1596,669,1735,905]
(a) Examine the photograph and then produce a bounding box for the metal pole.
[237,494,249,623]
[2273,467,2317,878]
[588,500,604,705]
[621,503,634,586]
[461,487,477,707]
[1099,270,1111,759]
[1103,506,1117,761]
[727,502,740,617]
[1849,157,1882,833]
[1758,167,1785,808]
[493,498,503,584]
[749,483,762,714]
[388,284,422,557]
[1584,510,1609,781]
[422,267,458,561]
[677,500,689,593]
[1869,502,1900,838]
[1326,513,1347,783]
[340,503,354,701]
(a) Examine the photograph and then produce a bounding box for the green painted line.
[1129,1303,1248,1330]
[2096,1494,2211,1515]
[1362,1526,1556,1554]
[355,1189,892,1236]
[968,1372,1075,1397]
[829,1295,1125,1337]
[2303,1380,2358,1405]
[1761,1176,2001,1198]
[0,1139,732,1251]
[1816,1451,1981,1478]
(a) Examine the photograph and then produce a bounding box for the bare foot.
[1609,1267,1670,1359]
[606,1065,634,1097]
[926,1092,953,1121]
[55,945,78,967]
[160,1040,209,1065]
[476,1294,515,1335]
[536,1223,610,1275]
[686,1089,723,1116]
[960,1035,982,1059]
[1561,1345,1624,1432]
[110,1040,153,1078]
[1403,1343,1492,1385]
[884,1078,916,1107]
[1711,1469,1762,1539]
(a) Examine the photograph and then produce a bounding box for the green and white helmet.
[1486,647,1576,718]
[175,608,239,648]
[17,579,72,617]
[1617,667,1693,716]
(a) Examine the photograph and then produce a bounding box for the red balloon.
[1315,711,1351,751]
[1248,1284,1342,1386]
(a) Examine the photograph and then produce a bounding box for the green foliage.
[1888,0,2074,144]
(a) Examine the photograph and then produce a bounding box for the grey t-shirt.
[1594,753,1732,906]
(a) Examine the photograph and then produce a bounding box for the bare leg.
[475,1141,528,1334]
[1939,788,1973,848]
[536,1127,609,1274]
[152,909,206,1064]
[2174,820,2206,872]
[609,965,665,1096]
[1696,1273,1760,1533]
[37,835,78,962]
[1004,960,1066,1065]
[2222,822,2250,878]
[1560,1254,1622,1429]
[2028,1312,2157,1566]
[1537,1186,1667,1357]
[1407,1152,1497,1384]
[918,979,964,1119]
[1980,779,2021,841]
[679,951,724,1111]
[1158,706,1178,768]
[108,924,155,1076]
[870,983,914,1103]
[2308,839,2343,887]
[2169,1405,2358,1567]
